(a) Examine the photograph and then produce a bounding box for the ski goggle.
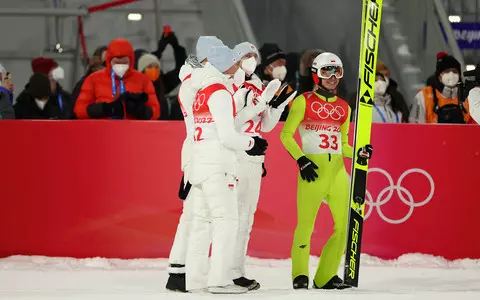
[314,65,344,79]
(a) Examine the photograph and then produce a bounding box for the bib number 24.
[319,133,338,150]
[245,120,261,134]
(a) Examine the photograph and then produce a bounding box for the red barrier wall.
[0,121,479,260]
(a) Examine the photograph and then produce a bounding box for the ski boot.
[313,275,352,290]
[293,275,309,289]
[166,273,187,293]
[233,276,260,291]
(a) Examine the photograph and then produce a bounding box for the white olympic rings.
[364,168,435,224]
[193,93,206,112]
[310,101,346,121]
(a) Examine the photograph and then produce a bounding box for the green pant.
[291,153,350,288]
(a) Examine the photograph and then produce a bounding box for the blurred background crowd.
[0,0,478,124]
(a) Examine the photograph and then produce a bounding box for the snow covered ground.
[0,254,479,299]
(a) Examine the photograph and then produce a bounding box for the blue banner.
[451,22,480,49]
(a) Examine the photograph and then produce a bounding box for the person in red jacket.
[74,38,160,120]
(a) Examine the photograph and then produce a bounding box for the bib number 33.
[319,133,338,150]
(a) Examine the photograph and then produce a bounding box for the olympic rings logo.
[363,168,435,224]
[310,101,346,121]
[193,93,206,112]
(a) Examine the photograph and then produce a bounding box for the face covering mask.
[374,80,388,96]
[51,66,64,81]
[271,65,287,81]
[233,68,246,87]
[35,99,47,110]
[112,64,129,78]
[144,67,160,82]
[241,57,257,76]
[441,72,459,87]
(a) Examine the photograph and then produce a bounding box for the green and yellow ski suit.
[280,91,353,287]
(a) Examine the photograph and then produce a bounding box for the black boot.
[233,277,260,291]
[166,273,187,292]
[293,275,309,289]
[313,275,352,290]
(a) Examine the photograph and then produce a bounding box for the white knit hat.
[137,53,161,72]
[233,42,259,62]
[196,36,224,62]
[206,46,237,73]
[0,63,5,74]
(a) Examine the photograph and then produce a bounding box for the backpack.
[431,86,466,124]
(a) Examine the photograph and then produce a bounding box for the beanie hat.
[435,52,461,76]
[137,53,161,72]
[206,45,237,73]
[0,63,5,74]
[31,57,58,75]
[28,72,52,99]
[196,36,224,62]
[259,43,286,67]
[233,42,260,62]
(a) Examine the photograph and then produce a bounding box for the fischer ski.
[343,0,383,288]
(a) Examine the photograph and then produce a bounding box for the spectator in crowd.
[409,52,473,123]
[372,72,402,123]
[0,64,15,119]
[17,57,74,119]
[13,73,67,119]
[71,45,108,104]
[298,49,323,94]
[74,38,160,120]
[376,60,409,122]
[286,51,300,91]
[135,30,187,120]
[257,43,296,121]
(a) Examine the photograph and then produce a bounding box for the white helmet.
[311,52,344,81]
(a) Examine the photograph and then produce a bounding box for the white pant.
[186,173,239,290]
[168,185,194,274]
[231,160,263,279]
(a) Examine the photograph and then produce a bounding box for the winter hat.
[137,53,161,72]
[259,43,286,67]
[31,57,58,75]
[206,45,237,73]
[435,52,461,76]
[28,72,52,99]
[0,63,5,74]
[233,42,259,62]
[196,36,224,62]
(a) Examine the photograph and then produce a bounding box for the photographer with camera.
[409,52,474,124]
[465,65,480,124]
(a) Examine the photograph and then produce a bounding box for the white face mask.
[374,80,388,96]
[241,57,257,76]
[112,64,129,78]
[51,66,65,81]
[271,65,287,81]
[35,99,47,110]
[441,72,459,87]
[233,67,246,87]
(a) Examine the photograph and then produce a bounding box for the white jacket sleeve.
[409,91,426,123]
[209,89,254,151]
[468,87,480,124]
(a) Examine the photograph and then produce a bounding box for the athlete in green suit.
[280,52,372,290]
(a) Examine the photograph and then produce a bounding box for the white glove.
[259,79,281,103]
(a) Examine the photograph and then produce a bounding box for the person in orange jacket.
[74,38,160,120]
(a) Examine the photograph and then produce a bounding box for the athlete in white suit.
[166,36,225,293]
[185,45,268,294]
[468,87,480,124]
[230,42,297,290]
